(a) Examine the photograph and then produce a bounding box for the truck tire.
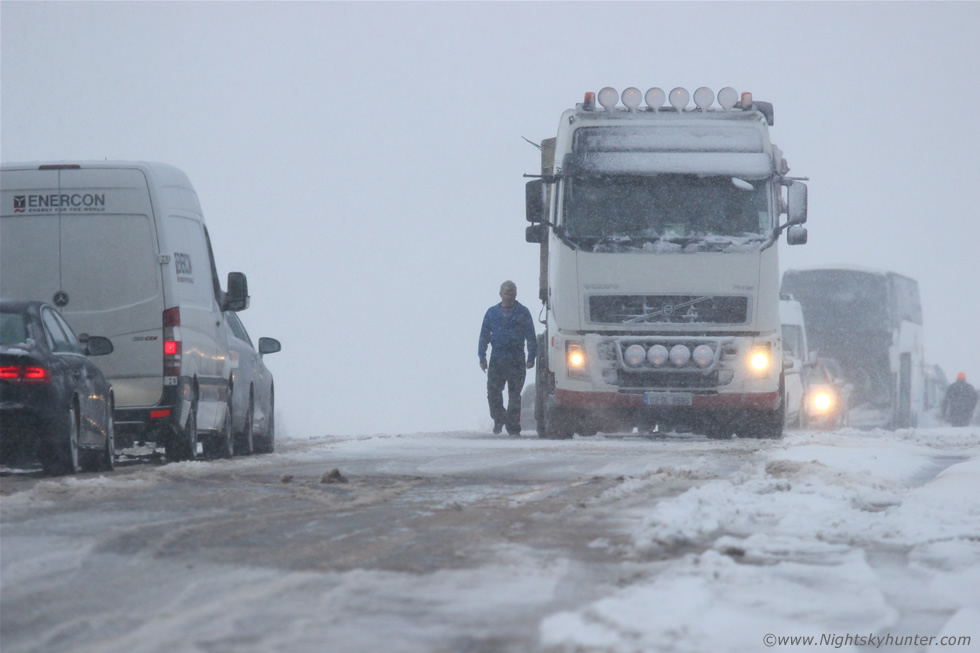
[542,403,574,440]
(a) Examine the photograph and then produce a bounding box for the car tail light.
[0,365,51,384]
[163,307,182,380]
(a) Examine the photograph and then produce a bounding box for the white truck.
[525,87,808,439]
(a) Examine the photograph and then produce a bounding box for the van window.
[61,214,160,311]
[168,215,216,308]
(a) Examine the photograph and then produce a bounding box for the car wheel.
[101,402,116,471]
[235,392,254,456]
[166,401,198,462]
[43,403,81,475]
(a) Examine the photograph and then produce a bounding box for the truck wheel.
[543,404,574,440]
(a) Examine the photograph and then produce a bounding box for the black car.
[223,311,280,455]
[0,300,115,474]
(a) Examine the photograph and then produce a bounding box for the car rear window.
[0,312,29,346]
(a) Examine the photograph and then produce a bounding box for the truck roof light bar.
[580,87,765,120]
[718,87,739,110]
[645,87,666,111]
[621,87,642,112]
[598,87,619,111]
[669,87,690,112]
[693,87,715,111]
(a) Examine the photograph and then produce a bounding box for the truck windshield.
[561,174,770,250]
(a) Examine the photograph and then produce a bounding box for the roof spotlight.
[693,87,714,111]
[621,87,642,112]
[598,87,619,111]
[717,87,738,110]
[669,87,690,112]
[645,87,666,111]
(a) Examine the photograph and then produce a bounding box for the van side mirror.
[786,225,808,245]
[526,179,546,223]
[787,182,807,225]
[224,272,249,312]
[258,337,281,356]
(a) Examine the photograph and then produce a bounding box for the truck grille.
[589,295,749,325]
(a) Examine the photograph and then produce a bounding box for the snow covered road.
[1,427,978,653]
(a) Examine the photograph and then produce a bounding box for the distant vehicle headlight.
[647,344,669,367]
[624,344,646,368]
[670,344,691,367]
[692,344,714,368]
[812,391,834,413]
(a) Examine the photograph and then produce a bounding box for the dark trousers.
[487,358,527,432]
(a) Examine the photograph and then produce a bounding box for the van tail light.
[0,365,52,384]
[163,307,182,378]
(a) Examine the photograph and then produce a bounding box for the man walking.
[942,372,978,427]
[478,281,536,436]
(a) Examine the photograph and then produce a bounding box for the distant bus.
[781,266,925,428]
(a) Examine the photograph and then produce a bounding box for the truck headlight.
[566,342,587,376]
[624,344,646,368]
[749,344,771,373]
[647,344,669,367]
[670,344,691,367]
[692,344,715,368]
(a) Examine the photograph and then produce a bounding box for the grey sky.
[3,1,978,436]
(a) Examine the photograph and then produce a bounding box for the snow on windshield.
[562,174,771,253]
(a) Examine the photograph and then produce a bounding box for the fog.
[2,2,978,437]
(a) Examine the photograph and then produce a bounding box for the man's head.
[499,281,517,307]
[957,371,967,381]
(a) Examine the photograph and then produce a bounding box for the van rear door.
[56,167,166,409]
[0,169,62,302]
[1,166,167,409]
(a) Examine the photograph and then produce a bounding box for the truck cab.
[526,87,807,439]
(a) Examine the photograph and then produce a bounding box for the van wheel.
[166,403,198,462]
[204,404,234,459]
[255,391,275,454]
[234,393,254,456]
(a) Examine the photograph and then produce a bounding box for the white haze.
[1,2,978,437]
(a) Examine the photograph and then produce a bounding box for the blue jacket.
[478,301,537,365]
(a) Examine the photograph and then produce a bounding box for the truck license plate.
[643,392,693,406]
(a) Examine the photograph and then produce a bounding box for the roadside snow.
[540,427,980,652]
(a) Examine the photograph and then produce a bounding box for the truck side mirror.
[526,224,546,244]
[786,225,808,245]
[787,182,807,225]
[526,179,546,223]
[224,272,250,312]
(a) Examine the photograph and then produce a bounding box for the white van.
[779,297,809,428]
[1,161,249,461]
